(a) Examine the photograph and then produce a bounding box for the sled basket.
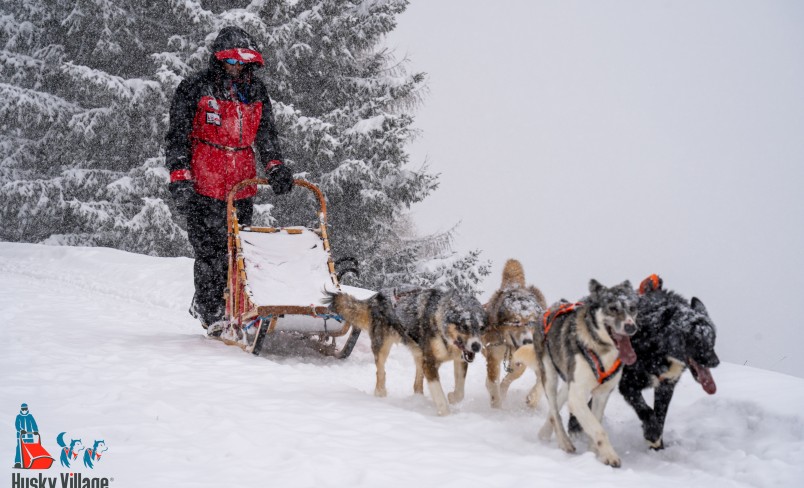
[218,178,373,358]
[19,432,54,470]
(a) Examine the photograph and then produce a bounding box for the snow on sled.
[215,178,374,358]
[18,432,54,469]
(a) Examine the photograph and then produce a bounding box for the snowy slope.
[1,243,802,487]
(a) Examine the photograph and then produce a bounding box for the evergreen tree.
[0,0,489,292]
[0,0,185,254]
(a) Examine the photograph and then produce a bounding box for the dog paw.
[597,446,621,467]
[648,438,664,451]
[436,406,450,416]
[447,391,464,404]
[601,455,621,468]
[525,393,540,409]
[490,397,502,409]
[557,437,576,454]
[643,416,663,440]
[374,388,387,398]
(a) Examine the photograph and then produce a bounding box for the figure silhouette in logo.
[56,432,83,468]
[14,403,38,469]
[83,440,107,468]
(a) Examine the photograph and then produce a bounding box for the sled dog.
[325,287,487,416]
[477,259,546,408]
[618,274,719,449]
[83,440,107,468]
[533,279,638,467]
[56,432,83,469]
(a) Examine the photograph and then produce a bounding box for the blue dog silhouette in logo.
[56,432,83,468]
[83,440,107,469]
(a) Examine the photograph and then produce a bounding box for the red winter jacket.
[165,32,282,201]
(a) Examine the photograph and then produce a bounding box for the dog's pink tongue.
[612,333,637,365]
[689,358,717,394]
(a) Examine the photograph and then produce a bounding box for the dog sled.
[214,177,373,358]
[18,432,54,469]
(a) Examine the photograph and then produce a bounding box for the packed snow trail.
[1,243,802,487]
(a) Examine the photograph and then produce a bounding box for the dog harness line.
[638,274,663,295]
[579,347,623,385]
[543,302,582,336]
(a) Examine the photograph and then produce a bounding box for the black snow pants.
[185,194,253,325]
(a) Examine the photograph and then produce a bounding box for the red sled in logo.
[18,432,54,469]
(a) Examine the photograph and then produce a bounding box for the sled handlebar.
[225,178,327,216]
[18,431,41,443]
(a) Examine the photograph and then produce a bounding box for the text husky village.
[11,473,111,488]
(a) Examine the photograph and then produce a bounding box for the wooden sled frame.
[221,178,360,358]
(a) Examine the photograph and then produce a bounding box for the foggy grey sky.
[387,1,804,377]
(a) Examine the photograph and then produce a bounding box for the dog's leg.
[567,369,620,467]
[648,381,677,450]
[507,345,541,408]
[619,379,661,448]
[485,346,503,408]
[499,361,526,406]
[449,359,468,404]
[591,383,615,422]
[524,374,544,409]
[538,359,576,453]
[372,337,394,397]
[423,355,450,416]
[412,349,424,395]
[568,399,591,436]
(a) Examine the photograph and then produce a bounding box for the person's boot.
[14,463,21,469]
[205,319,227,337]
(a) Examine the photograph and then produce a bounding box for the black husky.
[619,274,720,449]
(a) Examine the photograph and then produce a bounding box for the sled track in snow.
[0,262,182,314]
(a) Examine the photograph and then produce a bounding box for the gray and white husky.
[533,279,639,467]
[325,286,487,416]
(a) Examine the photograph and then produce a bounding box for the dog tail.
[57,432,67,448]
[502,259,526,289]
[323,291,373,332]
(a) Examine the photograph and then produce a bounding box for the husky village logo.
[11,404,113,488]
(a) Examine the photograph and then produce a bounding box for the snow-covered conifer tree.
[0,1,186,254]
[0,0,488,292]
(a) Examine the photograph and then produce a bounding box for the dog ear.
[620,280,633,291]
[589,279,604,296]
[691,297,708,314]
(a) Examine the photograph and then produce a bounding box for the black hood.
[212,26,260,53]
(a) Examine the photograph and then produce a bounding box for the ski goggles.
[224,58,246,65]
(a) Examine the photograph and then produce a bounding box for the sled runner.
[216,178,373,358]
[18,432,54,469]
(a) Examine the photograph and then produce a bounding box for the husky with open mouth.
[617,274,719,450]
[532,279,639,467]
[325,286,487,416]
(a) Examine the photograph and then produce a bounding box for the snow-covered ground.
[2,242,803,487]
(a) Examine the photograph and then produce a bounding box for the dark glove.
[20,430,26,435]
[33,431,38,436]
[169,180,195,215]
[268,163,293,195]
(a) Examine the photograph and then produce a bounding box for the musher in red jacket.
[166,26,293,330]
